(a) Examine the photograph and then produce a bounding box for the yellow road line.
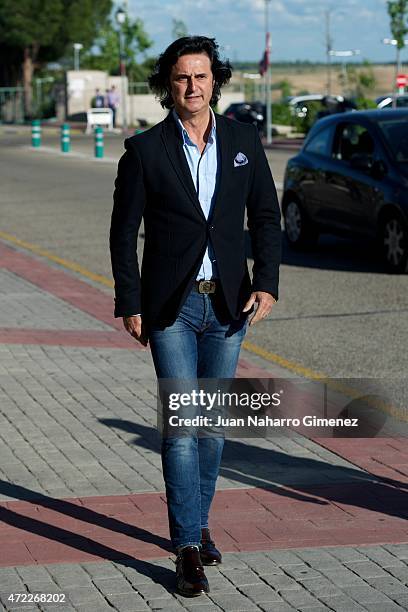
[243,340,407,423]
[242,340,326,380]
[0,229,406,423]
[0,230,113,288]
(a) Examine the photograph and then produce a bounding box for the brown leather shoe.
[200,528,222,566]
[176,545,209,597]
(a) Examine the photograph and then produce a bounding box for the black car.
[282,109,408,272]
[223,101,265,132]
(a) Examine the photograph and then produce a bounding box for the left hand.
[242,291,276,326]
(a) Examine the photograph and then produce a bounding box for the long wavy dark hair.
[148,36,232,109]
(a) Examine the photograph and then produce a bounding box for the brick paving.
[0,547,407,611]
[0,484,407,569]
[0,238,407,610]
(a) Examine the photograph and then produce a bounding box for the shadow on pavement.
[1,417,407,579]
[99,419,408,522]
[245,230,390,274]
[0,480,174,581]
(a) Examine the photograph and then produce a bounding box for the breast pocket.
[231,163,251,195]
[233,159,250,175]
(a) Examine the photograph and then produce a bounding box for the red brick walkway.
[1,483,407,567]
[1,240,407,567]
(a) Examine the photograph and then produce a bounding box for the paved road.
[1,129,407,379]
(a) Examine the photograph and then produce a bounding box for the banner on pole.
[259,32,270,76]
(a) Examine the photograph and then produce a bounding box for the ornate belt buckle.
[198,280,215,294]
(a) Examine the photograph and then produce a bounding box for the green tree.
[82,16,152,81]
[278,79,292,99]
[388,0,408,48]
[172,18,188,40]
[0,0,62,116]
[344,61,377,98]
[387,0,408,84]
[0,0,112,117]
[129,57,157,83]
[359,64,377,91]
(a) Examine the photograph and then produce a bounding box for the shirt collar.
[173,107,216,146]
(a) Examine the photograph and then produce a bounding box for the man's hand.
[123,315,148,346]
[242,291,276,326]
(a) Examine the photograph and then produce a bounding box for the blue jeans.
[149,289,247,551]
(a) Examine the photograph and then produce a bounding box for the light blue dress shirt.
[129,108,220,316]
[173,108,219,280]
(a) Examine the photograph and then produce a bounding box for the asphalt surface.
[1,128,407,378]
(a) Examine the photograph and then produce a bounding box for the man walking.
[110,36,281,596]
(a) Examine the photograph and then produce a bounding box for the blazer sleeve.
[110,139,146,317]
[246,126,282,300]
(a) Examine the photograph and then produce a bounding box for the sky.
[125,0,406,64]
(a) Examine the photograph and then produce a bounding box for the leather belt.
[194,280,218,294]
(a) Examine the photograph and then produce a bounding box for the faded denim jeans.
[149,289,247,551]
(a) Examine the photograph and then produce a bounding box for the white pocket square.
[234,152,248,167]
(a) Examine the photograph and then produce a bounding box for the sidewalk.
[0,238,407,612]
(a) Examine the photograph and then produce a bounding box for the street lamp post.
[328,49,360,97]
[325,8,348,95]
[242,72,262,103]
[73,43,83,71]
[116,7,128,133]
[264,0,272,145]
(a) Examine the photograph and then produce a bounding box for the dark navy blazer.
[110,111,281,327]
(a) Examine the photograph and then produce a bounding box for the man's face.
[169,53,215,117]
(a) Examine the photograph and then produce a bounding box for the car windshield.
[378,119,408,162]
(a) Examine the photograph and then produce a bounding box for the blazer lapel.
[161,113,205,219]
[211,114,233,220]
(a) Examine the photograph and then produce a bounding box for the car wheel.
[381,213,408,273]
[284,199,318,248]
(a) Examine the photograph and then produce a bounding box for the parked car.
[284,94,346,118]
[223,101,265,132]
[282,109,408,272]
[376,94,408,109]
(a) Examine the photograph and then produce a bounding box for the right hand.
[123,315,148,347]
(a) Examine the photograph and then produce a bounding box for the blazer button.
[209,225,214,231]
